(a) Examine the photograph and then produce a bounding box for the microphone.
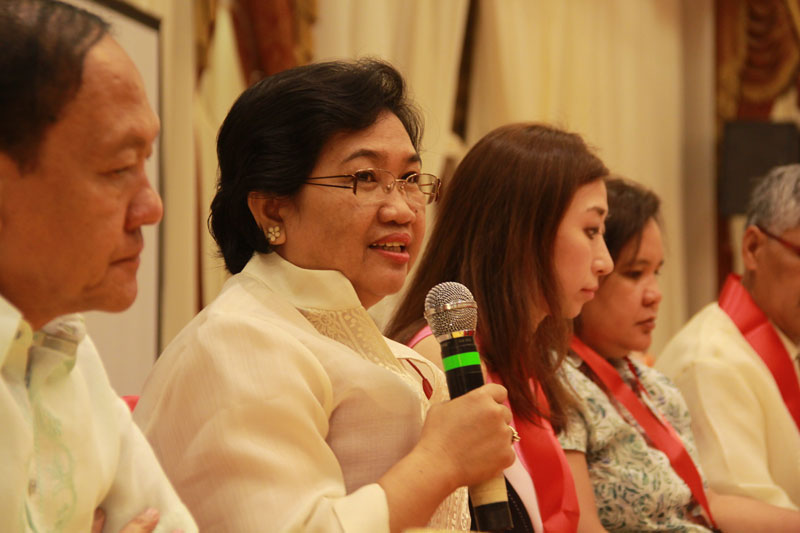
[424,282,513,532]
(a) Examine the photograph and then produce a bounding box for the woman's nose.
[643,279,662,306]
[594,240,614,276]
[377,184,417,225]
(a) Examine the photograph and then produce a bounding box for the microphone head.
[424,281,478,337]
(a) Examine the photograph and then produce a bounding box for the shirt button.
[28,479,36,495]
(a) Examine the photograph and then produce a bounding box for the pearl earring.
[267,225,281,244]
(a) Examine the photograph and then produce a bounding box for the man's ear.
[742,224,765,272]
[247,192,286,246]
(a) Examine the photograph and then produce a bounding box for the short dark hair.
[0,0,109,169]
[387,123,609,429]
[210,58,423,274]
[603,177,662,264]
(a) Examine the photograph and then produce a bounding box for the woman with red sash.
[387,123,615,532]
[562,178,800,533]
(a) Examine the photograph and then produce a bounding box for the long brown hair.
[386,123,609,430]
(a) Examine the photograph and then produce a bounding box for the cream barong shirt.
[135,252,469,532]
[0,296,197,533]
[656,302,800,510]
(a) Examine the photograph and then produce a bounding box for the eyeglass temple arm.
[305,182,354,190]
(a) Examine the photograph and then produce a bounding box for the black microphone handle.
[440,336,513,532]
[441,336,486,397]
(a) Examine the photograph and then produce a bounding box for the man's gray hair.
[746,164,800,233]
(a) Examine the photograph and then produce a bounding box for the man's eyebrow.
[104,115,160,153]
[115,134,150,149]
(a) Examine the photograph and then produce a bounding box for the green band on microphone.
[442,351,481,372]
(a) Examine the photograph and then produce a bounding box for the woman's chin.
[355,278,408,308]
[621,339,652,358]
[564,302,584,320]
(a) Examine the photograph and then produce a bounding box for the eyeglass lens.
[352,169,437,205]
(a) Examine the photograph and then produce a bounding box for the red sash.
[487,371,580,533]
[718,274,800,431]
[569,336,717,529]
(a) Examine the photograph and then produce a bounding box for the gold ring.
[509,425,521,443]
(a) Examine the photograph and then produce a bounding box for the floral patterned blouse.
[557,354,713,532]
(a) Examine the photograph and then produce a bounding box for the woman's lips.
[369,234,411,263]
[581,287,598,299]
[637,317,656,332]
[372,247,410,263]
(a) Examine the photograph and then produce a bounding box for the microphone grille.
[424,282,478,336]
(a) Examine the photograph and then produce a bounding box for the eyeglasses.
[305,168,441,206]
[757,224,800,258]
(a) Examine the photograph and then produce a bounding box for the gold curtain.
[717,0,800,125]
[230,0,316,84]
[465,0,689,354]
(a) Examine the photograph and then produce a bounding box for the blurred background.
[67,0,800,394]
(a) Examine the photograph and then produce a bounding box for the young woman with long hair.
[387,122,614,532]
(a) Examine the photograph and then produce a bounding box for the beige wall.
[680,0,717,318]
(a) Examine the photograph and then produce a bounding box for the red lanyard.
[569,336,717,529]
[718,274,800,430]
[487,371,580,533]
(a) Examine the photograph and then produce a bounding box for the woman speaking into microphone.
[134,59,515,533]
